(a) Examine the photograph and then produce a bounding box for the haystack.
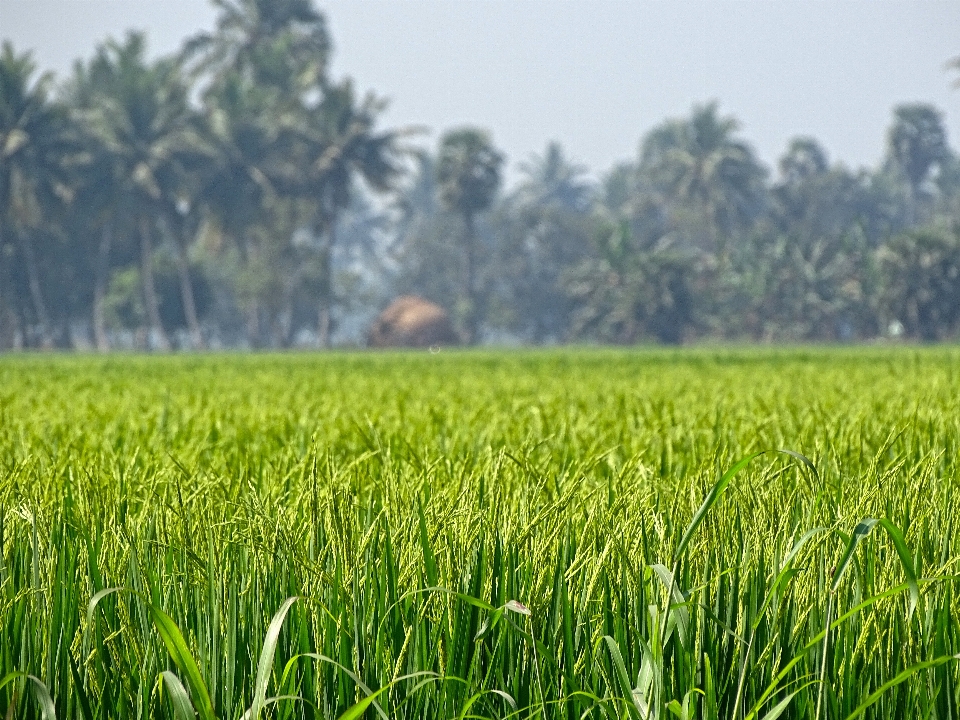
[368,296,459,348]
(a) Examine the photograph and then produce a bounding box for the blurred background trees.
[1,4,959,349]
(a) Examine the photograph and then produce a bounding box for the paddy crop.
[1,348,959,719]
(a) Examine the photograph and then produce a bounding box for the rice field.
[1,348,959,719]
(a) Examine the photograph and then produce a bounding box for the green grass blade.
[675,452,763,560]
[160,671,198,720]
[416,499,439,588]
[336,672,439,720]
[0,674,57,720]
[68,656,94,720]
[876,519,920,617]
[843,655,960,720]
[601,636,644,720]
[150,605,216,720]
[246,596,299,720]
[83,587,124,658]
[757,689,800,720]
[831,519,879,593]
[777,449,820,486]
[652,563,690,648]
[831,518,919,615]
[337,686,393,720]
[754,527,827,628]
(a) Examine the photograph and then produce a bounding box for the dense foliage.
[1,2,960,349]
[1,349,959,718]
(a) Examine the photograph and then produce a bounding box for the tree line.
[2,0,960,350]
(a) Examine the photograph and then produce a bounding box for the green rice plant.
[1,348,959,718]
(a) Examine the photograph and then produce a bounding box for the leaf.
[652,563,690,648]
[83,587,124,656]
[28,676,57,720]
[875,518,920,617]
[602,636,644,720]
[149,605,216,720]
[754,527,827,628]
[486,688,517,711]
[757,689,801,720]
[830,518,920,616]
[675,452,764,560]
[68,656,94,720]
[160,671,197,720]
[831,519,879,593]
[279,653,388,720]
[844,655,960,719]
[337,685,392,720]
[416,499,438,587]
[745,579,934,719]
[777,449,820,486]
[335,672,438,720]
[504,599,531,616]
[0,673,57,720]
[246,596,299,720]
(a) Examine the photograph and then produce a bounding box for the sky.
[3,0,959,184]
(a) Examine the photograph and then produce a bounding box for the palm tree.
[878,228,960,341]
[195,67,302,347]
[515,141,592,213]
[63,138,116,351]
[273,79,402,347]
[437,128,503,344]
[183,0,330,97]
[184,0,335,347]
[778,137,829,186]
[886,103,949,225]
[506,142,594,341]
[640,102,765,257]
[0,42,75,348]
[76,32,204,350]
[390,151,466,316]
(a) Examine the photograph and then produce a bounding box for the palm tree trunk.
[0,225,14,350]
[463,211,478,344]
[317,223,335,349]
[906,182,917,228]
[93,221,112,352]
[174,237,203,349]
[139,217,170,351]
[17,229,53,349]
[280,294,294,348]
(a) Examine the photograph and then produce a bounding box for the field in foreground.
[1,348,959,719]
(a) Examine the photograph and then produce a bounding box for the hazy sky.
[4,0,959,183]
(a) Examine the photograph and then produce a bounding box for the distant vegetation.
[2,349,959,716]
[1,0,959,349]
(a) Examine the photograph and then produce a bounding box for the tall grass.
[1,348,958,718]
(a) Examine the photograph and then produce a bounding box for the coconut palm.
[566,220,698,344]
[514,141,592,213]
[183,0,341,347]
[778,136,829,186]
[76,32,205,350]
[887,103,950,225]
[193,69,288,346]
[640,102,766,257]
[280,79,401,346]
[183,0,329,97]
[878,228,960,341]
[390,152,466,319]
[0,42,75,348]
[63,134,117,351]
[503,142,595,341]
[437,128,504,344]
